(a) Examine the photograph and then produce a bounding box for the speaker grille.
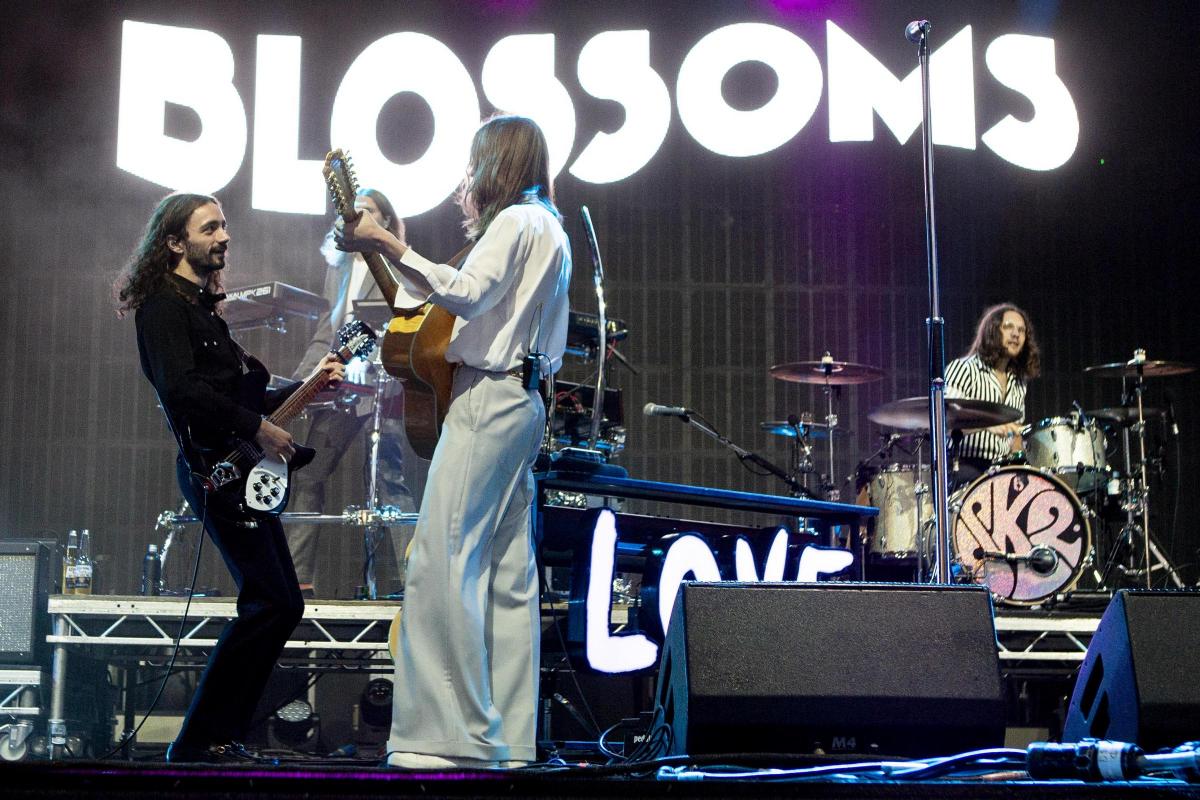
[0,554,38,653]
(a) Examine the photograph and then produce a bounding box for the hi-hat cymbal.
[868,396,1021,431]
[1088,406,1165,426]
[759,420,851,439]
[770,359,885,385]
[1084,360,1196,378]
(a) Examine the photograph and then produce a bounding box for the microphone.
[905,19,931,43]
[644,402,690,418]
[1165,390,1181,436]
[974,546,1059,575]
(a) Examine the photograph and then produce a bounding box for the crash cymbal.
[1088,406,1165,426]
[868,396,1021,431]
[769,358,885,385]
[1084,360,1195,378]
[759,420,851,439]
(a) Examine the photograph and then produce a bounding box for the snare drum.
[951,466,1090,606]
[1023,416,1107,492]
[867,464,933,558]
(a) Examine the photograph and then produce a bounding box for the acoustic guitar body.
[381,304,457,460]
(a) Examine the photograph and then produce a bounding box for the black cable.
[100,503,208,760]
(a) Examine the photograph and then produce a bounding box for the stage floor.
[3,758,1199,800]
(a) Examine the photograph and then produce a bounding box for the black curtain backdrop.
[1,1,1196,595]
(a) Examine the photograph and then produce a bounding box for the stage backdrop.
[1,1,1196,595]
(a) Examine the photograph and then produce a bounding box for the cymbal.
[868,396,1021,431]
[1084,360,1196,378]
[1088,406,1165,426]
[770,360,885,385]
[759,420,851,439]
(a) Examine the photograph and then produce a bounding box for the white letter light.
[677,23,822,157]
[253,35,325,214]
[585,510,659,673]
[733,529,790,581]
[482,34,575,177]
[827,21,975,149]
[981,35,1079,170]
[570,30,671,183]
[117,20,247,193]
[796,546,855,582]
[330,33,479,218]
[657,534,723,636]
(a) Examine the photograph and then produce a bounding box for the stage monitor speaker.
[1063,589,1200,751]
[0,540,56,665]
[653,582,1005,758]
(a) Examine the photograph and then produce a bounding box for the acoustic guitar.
[321,149,470,459]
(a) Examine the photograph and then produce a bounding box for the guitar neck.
[363,251,399,308]
[267,369,332,428]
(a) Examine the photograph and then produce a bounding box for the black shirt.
[135,273,296,453]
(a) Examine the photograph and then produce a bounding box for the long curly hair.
[456,114,561,241]
[965,303,1041,381]
[114,193,220,318]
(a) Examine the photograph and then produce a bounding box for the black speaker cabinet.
[1063,590,1200,751]
[0,540,56,665]
[654,582,1005,757]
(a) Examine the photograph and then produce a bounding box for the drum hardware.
[1085,349,1193,590]
[770,354,884,502]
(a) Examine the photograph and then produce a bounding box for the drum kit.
[769,348,1194,607]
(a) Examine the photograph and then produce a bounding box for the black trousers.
[174,457,305,747]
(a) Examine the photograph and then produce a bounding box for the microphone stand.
[671,411,808,497]
[908,20,953,584]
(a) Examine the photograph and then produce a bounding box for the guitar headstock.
[333,319,378,363]
[322,148,362,223]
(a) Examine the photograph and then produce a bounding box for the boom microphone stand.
[907,19,953,583]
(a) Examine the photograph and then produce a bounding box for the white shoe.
[386,751,498,769]
[498,760,530,769]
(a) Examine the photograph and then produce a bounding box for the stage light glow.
[676,23,822,157]
[827,22,975,148]
[657,534,723,636]
[981,35,1079,171]
[570,30,671,184]
[481,34,576,177]
[330,32,479,218]
[733,529,790,581]
[116,20,247,193]
[584,510,659,674]
[796,545,854,581]
[253,35,325,214]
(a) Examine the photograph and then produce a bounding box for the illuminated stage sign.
[117,20,1079,216]
[575,509,854,674]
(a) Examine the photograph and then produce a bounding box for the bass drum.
[951,466,1090,606]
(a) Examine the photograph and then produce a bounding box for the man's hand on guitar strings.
[314,353,346,386]
[255,420,295,462]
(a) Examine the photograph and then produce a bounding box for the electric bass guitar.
[197,320,376,517]
[322,149,468,459]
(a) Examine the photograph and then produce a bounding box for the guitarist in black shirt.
[116,193,345,762]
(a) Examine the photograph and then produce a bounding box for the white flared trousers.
[387,366,544,762]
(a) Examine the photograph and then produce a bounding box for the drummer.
[944,303,1042,484]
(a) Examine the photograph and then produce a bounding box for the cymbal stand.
[1098,350,1181,590]
[818,355,841,501]
[360,365,392,600]
[786,415,817,497]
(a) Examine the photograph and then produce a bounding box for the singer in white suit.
[336,115,571,769]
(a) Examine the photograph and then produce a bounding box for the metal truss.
[993,615,1099,663]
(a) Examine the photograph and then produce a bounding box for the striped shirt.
[944,353,1027,461]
